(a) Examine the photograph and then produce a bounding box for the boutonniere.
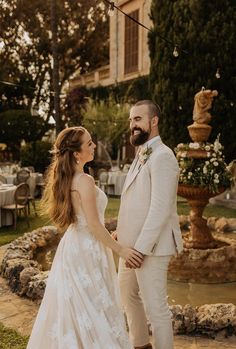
[138,146,153,167]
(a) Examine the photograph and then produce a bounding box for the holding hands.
[120,247,144,269]
[111,231,144,268]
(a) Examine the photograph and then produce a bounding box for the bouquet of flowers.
[174,135,232,193]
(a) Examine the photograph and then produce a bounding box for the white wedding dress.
[27,184,132,349]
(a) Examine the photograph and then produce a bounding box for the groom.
[117,100,183,349]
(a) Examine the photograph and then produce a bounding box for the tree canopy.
[0,109,51,158]
[149,0,236,161]
[0,0,108,125]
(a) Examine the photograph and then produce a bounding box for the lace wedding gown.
[27,184,132,349]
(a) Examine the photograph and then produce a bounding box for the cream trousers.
[118,255,173,349]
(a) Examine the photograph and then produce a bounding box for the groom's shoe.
[134,345,152,349]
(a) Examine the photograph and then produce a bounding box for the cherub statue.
[193,88,218,124]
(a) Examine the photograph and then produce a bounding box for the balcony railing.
[69,65,111,89]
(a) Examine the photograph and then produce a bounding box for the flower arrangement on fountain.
[175,135,232,194]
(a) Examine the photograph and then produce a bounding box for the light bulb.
[173,46,179,58]
[108,2,115,17]
[215,68,220,79]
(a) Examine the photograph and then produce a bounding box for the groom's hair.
[134,100,161,120]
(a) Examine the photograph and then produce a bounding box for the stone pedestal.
[178,185,224,249]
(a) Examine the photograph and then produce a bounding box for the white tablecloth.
[1,173,43,197]
[107,171,127,195]
[0,185,16,227]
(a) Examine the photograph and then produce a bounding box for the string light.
[103,0,188,56]
[107,1,115,17]
[173,46,179,58]
[215,68,221,79]
[0,80,36,90]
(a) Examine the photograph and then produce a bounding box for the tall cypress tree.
[149,0,236,161]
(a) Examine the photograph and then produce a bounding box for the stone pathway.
[0,245,236,348]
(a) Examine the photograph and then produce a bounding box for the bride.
[26,126,143,349]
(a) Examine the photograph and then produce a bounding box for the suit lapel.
[122,158,141,194]
[122,138,163,195]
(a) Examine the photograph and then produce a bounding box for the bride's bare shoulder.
[72,173,95,190]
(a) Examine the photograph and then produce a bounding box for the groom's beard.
[130,127,150,146]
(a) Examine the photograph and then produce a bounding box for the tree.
[81,98,130,159]
[0,1,109,129]
[0,109,51,159]
[149,0,236,161]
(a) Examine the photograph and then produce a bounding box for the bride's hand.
[111,231,117,240]
[119,247,144,268]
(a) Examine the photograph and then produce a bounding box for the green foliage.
[85,76,151,103]
[20,140,52,173]
[149,0,236,161]
[0,109,51,160]
[0,322,29,349]
[175,137,232,193]
[63,87,87,126]
[0,1,109,124]
[81,98,130,158]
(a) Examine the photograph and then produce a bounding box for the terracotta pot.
[188,123,212,142]
[177,184,224,200]
[186,149,208,159]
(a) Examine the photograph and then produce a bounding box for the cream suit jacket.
[117,138,183,256]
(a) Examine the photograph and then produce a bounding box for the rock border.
[0,226,60,299]
[0,221,117,300]
[171,303,236,336]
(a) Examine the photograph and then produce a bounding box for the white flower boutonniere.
[138,146,153,167]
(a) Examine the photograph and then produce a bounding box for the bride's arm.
[75,174,143,268]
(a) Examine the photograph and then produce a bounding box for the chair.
[0,174,7,184]
[15,169,36,215]
[26,166,35,173]
[1,183,30,228]
[15,169,30,184]
[98,170,115,195]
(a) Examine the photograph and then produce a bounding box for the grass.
[0,197,235,247]
[0,323,28,349]
[177,199,236,218]
[0,201,50,246]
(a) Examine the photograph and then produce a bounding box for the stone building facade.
[69,0,152,89]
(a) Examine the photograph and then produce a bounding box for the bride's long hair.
[41,126,86,231]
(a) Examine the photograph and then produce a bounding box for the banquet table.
[107,171,127,196]
[0,184,16,227]
[1,172,43,197]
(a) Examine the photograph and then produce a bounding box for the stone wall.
[0,226,60,299]
[171,303,236,336]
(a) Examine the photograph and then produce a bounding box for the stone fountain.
[168,88,236,283]
[176,88,230,249]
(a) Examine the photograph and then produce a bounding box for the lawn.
[0,197,235,247]
[0,323,28,349]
